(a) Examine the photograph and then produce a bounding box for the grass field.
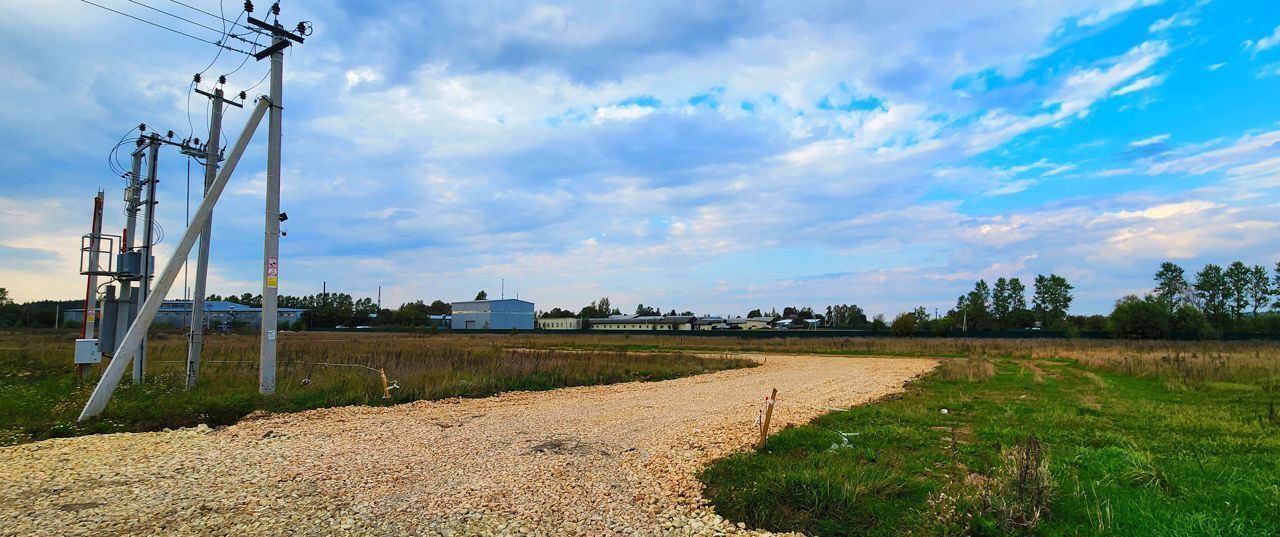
[700,341,1280,536]
[0,330,754,445]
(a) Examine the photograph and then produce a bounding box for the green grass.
[700,355,1280,536]
[0,330,755,445]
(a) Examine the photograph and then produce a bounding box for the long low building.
[588,315,696,331]
[64,300,306,330]
[536,317,582,330]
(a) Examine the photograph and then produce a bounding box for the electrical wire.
[164,0,255,33]
[124,0,259,47]
[77,0,252,54]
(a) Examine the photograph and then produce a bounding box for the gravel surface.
[1,354,935,536]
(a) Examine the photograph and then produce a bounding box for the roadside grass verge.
[700,351,1280,536]
[0,331,754,445]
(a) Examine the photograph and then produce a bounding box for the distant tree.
[957,280,993,330]
[1247,264,1271,318]
[891,312,917,337]
[1109,295,1170,339]
[1225,261,1251,321]
[475,290,488,301]
[1032,274,1074,329]
[1194,264,1230,328]
[992,278,1013,328]
[870,314,888,333]
[427,300,451,315]
[578,297,620,318]
[746,308,762,318]
[0,288,9,305]
[1170,303,1210,337]
[1269,260,1280,308]
[825,304,869,329]
[542,307,575,318]
[1153,262,1191,308]
[1008,278,1028,312]
[635,304,659,316]
[910,306,930,322]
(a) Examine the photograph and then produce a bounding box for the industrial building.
[536,317,582,330]
[64,300,305,331]
[450,299,535,330]
[588,315,696,330]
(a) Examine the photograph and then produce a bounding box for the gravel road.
[0,354,935,536]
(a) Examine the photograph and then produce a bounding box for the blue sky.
[2,0,1279,317]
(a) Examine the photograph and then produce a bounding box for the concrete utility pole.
[116,144,145,355]
[246,11,306,395]
[79,98,271,421]
[259,32,285,395]
[187,85,239,389]
[135,135,160,383]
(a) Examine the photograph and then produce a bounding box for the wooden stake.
[379,368,391,399]
[758,388,777,448]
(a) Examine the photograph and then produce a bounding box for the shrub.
[1110,295,1170,339]
[891,313,917,337]
[921,434,1053,534]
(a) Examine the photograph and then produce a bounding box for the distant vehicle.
[355,325,372,329]
[335,324,348,329]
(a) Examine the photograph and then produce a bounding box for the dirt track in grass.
[0,354,935,536]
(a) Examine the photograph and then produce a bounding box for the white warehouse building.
[450,299,535,330]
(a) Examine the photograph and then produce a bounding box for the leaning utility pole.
[186,83,241,389]
[135,134,160,383]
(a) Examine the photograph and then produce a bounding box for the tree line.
[1110,261,1280,339]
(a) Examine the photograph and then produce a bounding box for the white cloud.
[1244,24,1280,54]
[1207,62,1226,71]
[1079,0,1162,26]
[344,67,383,89]
[965,40,1169,153]
[1112,74,1163,95]
[1149,14,1197,33]
[592,104,656,124]
[1148,129,1280,176]
[1129,133,1169,147]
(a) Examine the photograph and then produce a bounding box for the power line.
[164,0,256,33]
[126,0,260,47]
[126,0,226,35]
[77,0,257,55]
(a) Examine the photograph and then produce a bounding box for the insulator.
[193,73,201,84]
[218,75,226,85]
[244,1,253,13]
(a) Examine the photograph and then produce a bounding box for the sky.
[1,0,1279,317]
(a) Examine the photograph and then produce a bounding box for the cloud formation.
[0,0,1278,318]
